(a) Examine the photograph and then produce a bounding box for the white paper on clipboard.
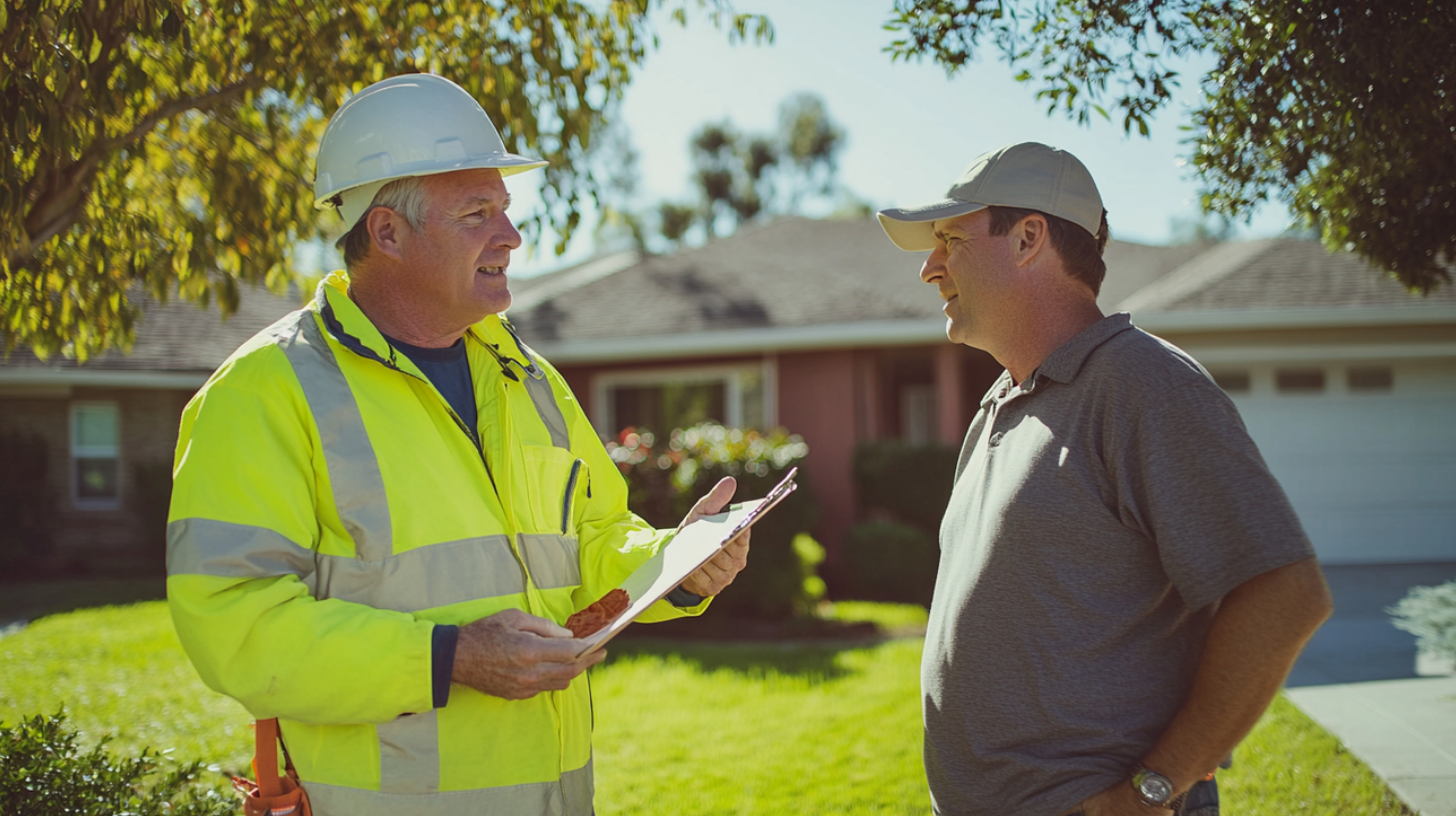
[574,467,798,657]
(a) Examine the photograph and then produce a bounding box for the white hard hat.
[313,73,547,230]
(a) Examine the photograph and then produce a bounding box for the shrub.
[840,521,939,606]
[0,430,55,573]
[1389,580,1456,664]
[606,423,820,619]
[0,709,235,816]
[852,441,958,534]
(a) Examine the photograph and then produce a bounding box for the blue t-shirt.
[385,334,478,436]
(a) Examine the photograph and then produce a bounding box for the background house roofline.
[531,318,951,363]
[0,369,212,389]
[1134,306,1456,332]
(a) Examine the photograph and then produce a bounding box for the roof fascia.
[1183,342,1456,364]
[0,368,211,389]
[532,319,951,363]
[1134,306,1456,332]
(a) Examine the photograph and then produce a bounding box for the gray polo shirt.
[923,313,1314,816]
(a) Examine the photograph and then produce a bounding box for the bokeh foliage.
[884,0,1455,292]
[605,422,821,619]
[0,0,771,360]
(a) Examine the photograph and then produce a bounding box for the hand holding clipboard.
[573,467,799,656]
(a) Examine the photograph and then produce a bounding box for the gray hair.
[340,176,431,268]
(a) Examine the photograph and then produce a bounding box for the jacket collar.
[311,271,540,380]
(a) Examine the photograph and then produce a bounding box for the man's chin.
[473,278,512,315]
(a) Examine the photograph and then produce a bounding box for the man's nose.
[495,214,523,250]
[920,248,946,284]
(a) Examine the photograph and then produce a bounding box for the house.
[0,285,304,574]
[508,217,1456,566]
[3,217,1451,571]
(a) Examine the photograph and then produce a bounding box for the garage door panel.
[1218,361,1456,565]
[1296,506,1456,564]
[1273,462,1456,505]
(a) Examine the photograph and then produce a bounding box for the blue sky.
[507,1,1295,276]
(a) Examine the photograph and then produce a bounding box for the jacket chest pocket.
[518,445,586,535]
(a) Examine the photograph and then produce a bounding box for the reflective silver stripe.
[169,520,529,612]
[518,534,581,591]
[302,759,592,816]
[271,310,393,561]
[316,536,527,613]
[523,375,571,450]
[166,518,315,579]
[378,710,439,794]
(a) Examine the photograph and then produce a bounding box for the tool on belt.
[232,719,312,816]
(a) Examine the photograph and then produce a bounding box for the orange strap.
[236,718,310,816]
[253,718,284,798]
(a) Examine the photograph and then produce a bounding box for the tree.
[650,92,846,246]
[1,0,771,360]
[884,0,1455,292]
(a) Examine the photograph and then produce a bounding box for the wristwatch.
[1130,766,1186,811]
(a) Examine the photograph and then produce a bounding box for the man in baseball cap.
[878,143,1331,816]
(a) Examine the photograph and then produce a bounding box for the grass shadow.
[603,637,864,682]
[0,578,167,628]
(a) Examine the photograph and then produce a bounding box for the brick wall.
[0,386,194,574]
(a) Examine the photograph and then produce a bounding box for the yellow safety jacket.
[167,272,706,816]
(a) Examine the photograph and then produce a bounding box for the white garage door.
[1212,358,1456,564]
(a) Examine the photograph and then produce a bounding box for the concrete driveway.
[1284,563,1456,816]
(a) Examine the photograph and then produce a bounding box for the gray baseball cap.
[877,142,1104,252]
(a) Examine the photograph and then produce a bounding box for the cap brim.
[876,199,988,251]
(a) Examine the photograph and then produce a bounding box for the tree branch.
[12,77,265,270]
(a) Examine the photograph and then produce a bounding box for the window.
[1348,366,1394,392]
[900,384,938,445]
[594,363,773,438]
[1276,368,1326,393]
[71,402,120,508]
[1209,370,1251,394]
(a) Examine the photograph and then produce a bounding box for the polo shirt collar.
[1033,312,1135,386]
[979,312,1135,407]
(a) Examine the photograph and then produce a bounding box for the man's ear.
[366,207,407,261]
[1012,213,1049,267]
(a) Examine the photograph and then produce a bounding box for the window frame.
[70,400,122,510]
[591,360,777,438]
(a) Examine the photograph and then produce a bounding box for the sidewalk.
[1284,563,1456,816]
[1287,677,1456,816]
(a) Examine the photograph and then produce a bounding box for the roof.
[510,217,943,343]
[508,217,1455,362]
[0,283,304,386]
[4,217,1451,379]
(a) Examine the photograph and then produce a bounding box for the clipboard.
[574,467,799,657]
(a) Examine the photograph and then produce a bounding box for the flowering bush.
[606,423,820,619]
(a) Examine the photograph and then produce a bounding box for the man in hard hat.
[166,73,749,816]
[876,142,1332,816]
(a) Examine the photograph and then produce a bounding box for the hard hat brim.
[315,153,548,213]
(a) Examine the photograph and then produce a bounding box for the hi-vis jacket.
[167,272,705,816]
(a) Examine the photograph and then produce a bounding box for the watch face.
[1139,773,1173,802]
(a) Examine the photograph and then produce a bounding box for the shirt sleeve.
[1111,377,1317,611]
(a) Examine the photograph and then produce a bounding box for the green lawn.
[0,601,1415,815]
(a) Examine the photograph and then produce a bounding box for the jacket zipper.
[561,459,583,535]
